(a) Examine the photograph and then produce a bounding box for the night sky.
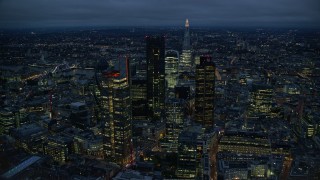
[0,0,320,28]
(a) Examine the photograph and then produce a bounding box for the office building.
[248,84,273,118]
[165,50,179,89]
[131,78,148,121]
[0,109,15,135]
[69,102,90,129]
[0,107,28,135]
[146,36,165,121]
[164,98,184,153]
[99,59,132,167]
[11,123,48,154]
[195,56,215,128]
[299,114,318,139]
[218,131,270,155]
[176,130,199,179]
[44,135,73,164]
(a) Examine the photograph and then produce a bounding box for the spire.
[185,19,189,28]
[183,19,191,50]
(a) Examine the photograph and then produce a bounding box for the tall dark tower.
[146,36,165,121]
[195,56,215,128]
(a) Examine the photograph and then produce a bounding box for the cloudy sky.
[0,0,320,28]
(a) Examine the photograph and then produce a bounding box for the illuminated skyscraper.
[195,56,215,128]
[165,98,184,153]
[99,58,132,166]
[179,19,192,73]
[165,50,179,89]
[146,36,165,121]
[183,19,191,50]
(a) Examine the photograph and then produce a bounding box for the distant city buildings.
[0,23,320,180]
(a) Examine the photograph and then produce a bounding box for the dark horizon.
[1,4,320,178]
[1,24,320,32]
[1,0,320,30]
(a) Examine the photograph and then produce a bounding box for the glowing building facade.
[165,50,179,89]
[0,110,15,135]
[248,84,274,118]
[179,19,193,73]
[0,108,27,135]
[218,132,270,155]
[44,136,72,164]
[100,59,132,167]
[195,56,215,128]
[165,98,184,153]
[300,115,318,138]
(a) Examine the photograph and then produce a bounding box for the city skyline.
[1,12,320,179]
[1,0,320,29]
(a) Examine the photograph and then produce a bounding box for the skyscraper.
[195,56,215,128]
[131,78,148,121]
[165,98,184,153]
[99,59,132,166]
[146,36,165,121]
[183,19,191,50]
[179,19,192,73]
[176,129,199,178]
[165,50,179,89]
